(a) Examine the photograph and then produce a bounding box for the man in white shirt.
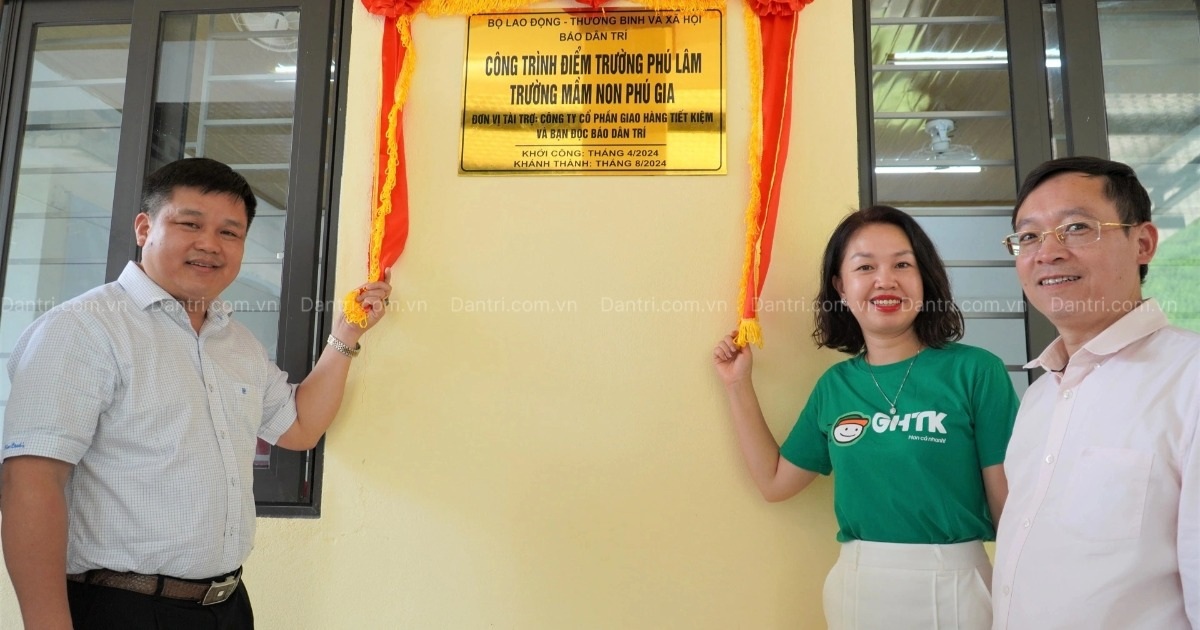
[993,156,1199,629]
[1,158,393,629]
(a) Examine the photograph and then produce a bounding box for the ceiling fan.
[231,11,300,54]
[913,118,978,162]
[875,118,981,174]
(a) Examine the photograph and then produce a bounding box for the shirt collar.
[116,261,232,322]
[1024,298,1169,372]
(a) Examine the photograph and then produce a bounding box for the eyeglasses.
[1001,219,1137,257]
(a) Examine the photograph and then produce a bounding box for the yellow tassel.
[344,290,369,328]
[736,7,765,346]
[735,318,763,348]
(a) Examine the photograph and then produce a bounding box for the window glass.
[1094,0,1200,332]
[148,9,312,499]
[912,215,1014,261]
[151,12,300,360]
[865,0,1025,381]
[870,21,1015,205]
[0,23,130,415]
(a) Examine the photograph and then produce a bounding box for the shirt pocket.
[228,383,263,444]
[1057,446,1153,541]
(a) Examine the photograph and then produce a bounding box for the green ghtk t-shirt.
[779,343,1018,544]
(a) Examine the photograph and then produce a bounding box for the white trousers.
[822,540,992,630]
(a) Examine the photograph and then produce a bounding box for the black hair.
[813,205,964,354]
[1013,156,1152,281]
[140,157,257,227]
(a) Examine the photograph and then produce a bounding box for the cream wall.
[0,0,857,627]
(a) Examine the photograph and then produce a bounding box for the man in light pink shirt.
[993,156,1199,629]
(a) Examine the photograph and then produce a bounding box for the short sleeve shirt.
[780,343,1018,544]
[2,262,298,578]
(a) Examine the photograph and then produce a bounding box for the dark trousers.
[67,576,254,629]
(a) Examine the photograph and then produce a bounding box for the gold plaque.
[460,9,726,175]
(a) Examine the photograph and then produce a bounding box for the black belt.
[67,568,241,606]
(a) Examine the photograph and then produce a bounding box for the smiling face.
[832,223,924,344]
[134,186,248,316]
[832,415,869,445]
[1013,173,1157,351]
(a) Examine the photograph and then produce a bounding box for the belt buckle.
[201,575,239,606]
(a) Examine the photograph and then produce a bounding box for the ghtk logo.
[831,413,870,446]
[871,410,947,435]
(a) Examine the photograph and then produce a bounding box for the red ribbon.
[373,14,410,280]
[740,13,801,324]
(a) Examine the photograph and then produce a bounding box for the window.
[1039,0,1200,332]
[856,0,1200,369]
[856,0,1029,393]
[0,0,353,516]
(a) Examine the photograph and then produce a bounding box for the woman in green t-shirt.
[713,205,1018,630]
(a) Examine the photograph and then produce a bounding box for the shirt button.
[208,384,214,393]
[1062,389,1072,399]
[230,478,238,487]
[1045,454,1055,464]
[1023,519,1031,528]
[1002,585,1011,595]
